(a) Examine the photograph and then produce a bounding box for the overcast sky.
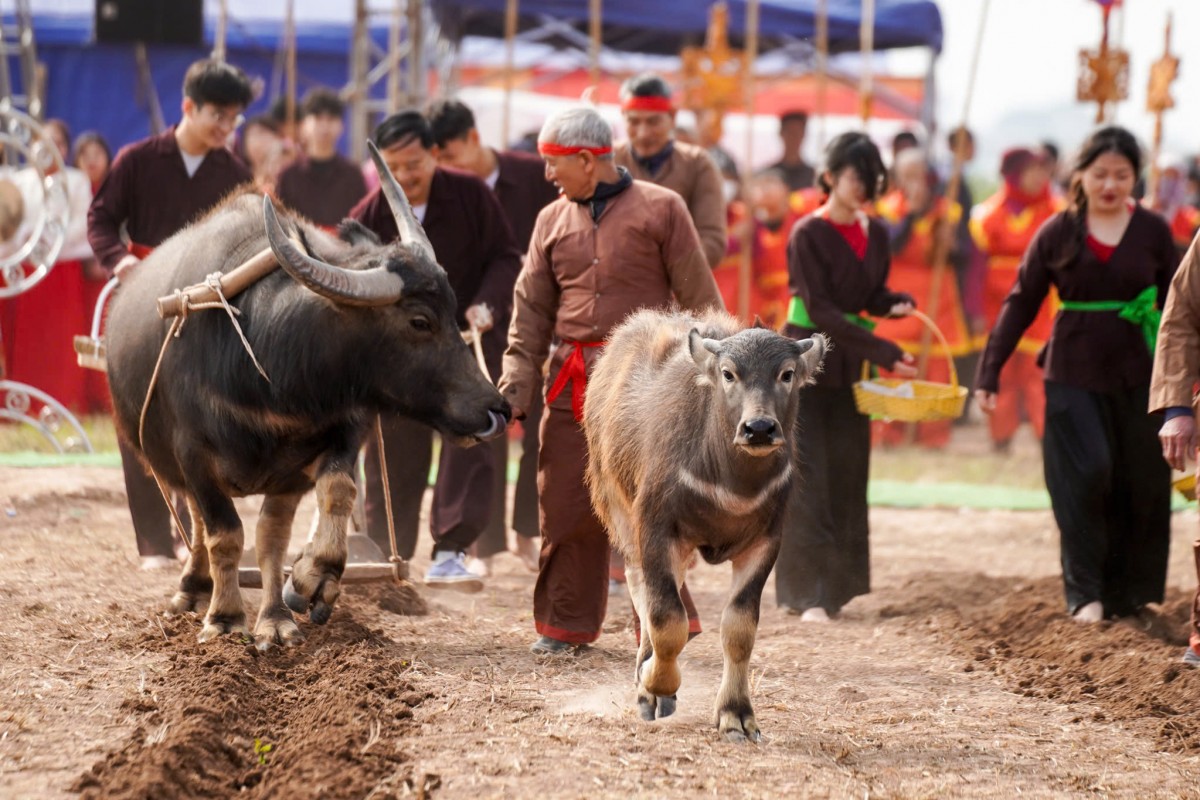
[910,0,1200,172]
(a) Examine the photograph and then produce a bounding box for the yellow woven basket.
[852,309,968,422]
[1174,473,1196,501]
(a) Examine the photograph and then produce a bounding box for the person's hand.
[113,254,141,283]
[890,351,918,378]
[1159,414,1197,472]
[968,315,988,337]
[975,389,998,414]
[888,300,914,318]
[465,303,494,334]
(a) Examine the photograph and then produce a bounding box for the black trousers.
[118,438,191,558]
[775,386,871,614]
[475,394,543,558]
[1043,381,1171,616]
[362,414,496,560]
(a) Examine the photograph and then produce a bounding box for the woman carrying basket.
[976,126,1179,624]
[775,132,917,622]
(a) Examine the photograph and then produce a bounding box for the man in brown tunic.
[275,88,368,229]
[499,107,722,654]
[427,98,560,575]
[350,110,522,590]
[87,58,253,569]
[612,73,727,269]
[1150,232,1200,666]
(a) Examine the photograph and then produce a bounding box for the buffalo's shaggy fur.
[105,189,507,650]
[585,308,825,741]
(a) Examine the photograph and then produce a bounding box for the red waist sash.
[546,339,604,422]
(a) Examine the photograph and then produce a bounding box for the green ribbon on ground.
[1059,285,1160,353]
[787,296,876,332]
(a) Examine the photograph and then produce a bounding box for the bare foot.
[799,607,830,623]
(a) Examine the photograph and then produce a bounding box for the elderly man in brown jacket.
[500,106,723,654]
[1151,233,1200,667]
[612,73,727,269]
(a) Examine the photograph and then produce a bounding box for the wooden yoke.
[156,247,279,319]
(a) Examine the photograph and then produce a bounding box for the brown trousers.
[363,414,496,560]
[536,405,699,644]
[475,394,543,558]
[118,438,190,557]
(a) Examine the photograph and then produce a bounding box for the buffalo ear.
[337,219,383,248]
[688,328,716,369]
[794,333,828,383]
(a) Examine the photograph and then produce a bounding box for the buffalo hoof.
[636,691,677,721]
[254,611,303,652]
[166,589,209,616]
[639,655,682,698]
[282,576,309,614]
[309,599,333,625]
[198,612,249,643]
[717,708,761,744]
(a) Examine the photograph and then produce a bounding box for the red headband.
[622,96,674,113]
[538,142,612,157]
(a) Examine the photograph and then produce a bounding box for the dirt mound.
[360,580,430,617]
[902,573,1200,753]
[73,603,430,799]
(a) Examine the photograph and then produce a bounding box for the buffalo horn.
[367,140,438,264]
[263,196,404,307]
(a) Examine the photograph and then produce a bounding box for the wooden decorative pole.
[858,0,875,127]
[740,0,760,322]
[588,0,602,90]
[284,0,296,135]
[501,0,519,148]
[1145,13,1178,207]
[815,0,829,155]
[1076,0,1128,124]
[212,0,228,63]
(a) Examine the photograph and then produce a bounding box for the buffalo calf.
[585,309,825,742]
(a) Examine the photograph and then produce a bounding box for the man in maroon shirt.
[426,98,560,576]
[275,88,367,229]
[88,58,253,570]
[350,110,522,590]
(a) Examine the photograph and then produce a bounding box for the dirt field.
[3,458,1200,799]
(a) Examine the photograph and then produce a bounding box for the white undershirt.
[180,151,206,178]
[412,203,427,224]
[484,166,500,190]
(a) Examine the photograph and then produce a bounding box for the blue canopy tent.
[2,3,391,154]
[432,0,943,57]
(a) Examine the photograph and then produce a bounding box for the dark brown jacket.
[785,214,907,388]
[87,127,251,271]
[350,166,522,366]
[493,149,559,252]
[978,206,1178,394]
[276,154,368,228]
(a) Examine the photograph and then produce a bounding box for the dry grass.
[0,413,120,453]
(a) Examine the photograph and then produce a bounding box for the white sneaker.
[465,555,492,578]
[799,607,830,623]
[140,555,177,571]
[1072,601,1103,623]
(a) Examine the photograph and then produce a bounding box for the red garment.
[827,218,868,259]
[988,352,1045,442]
[546,339,604,421]
[1086,234,1116,263]
[1,261,89,412]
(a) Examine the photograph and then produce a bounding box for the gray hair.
[538,108,613,159]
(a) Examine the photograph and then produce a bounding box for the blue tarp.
[433,0,943,56]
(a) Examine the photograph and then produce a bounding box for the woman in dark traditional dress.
[776,132,916,621]
[976,127,1179,623]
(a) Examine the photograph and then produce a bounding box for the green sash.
[1058,285,1160,353]
[787,296,876,332]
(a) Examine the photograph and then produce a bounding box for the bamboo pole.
[502,0,519,148]
[858,0,875,127]
[737,0,760,322]
[388,0,403,111]
[285,0,297,135]
[588,0,602,90]
[1146,13,1174,209]
[213,0,228,63]
[912,0,990,397]
[815,0,828,159]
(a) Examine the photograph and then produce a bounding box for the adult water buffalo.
[105,143,509,650]
[585,309,825,741]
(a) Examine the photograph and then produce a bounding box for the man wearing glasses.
[88,58,253,570]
